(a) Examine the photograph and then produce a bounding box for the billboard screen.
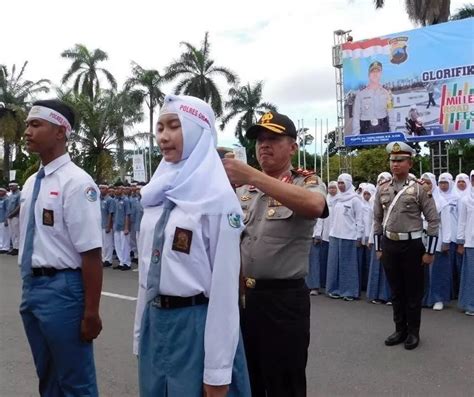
[342,18,474,146]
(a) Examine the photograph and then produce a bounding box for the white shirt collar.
[42,153,71,176]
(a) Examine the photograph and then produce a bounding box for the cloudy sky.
[1,0,468,150]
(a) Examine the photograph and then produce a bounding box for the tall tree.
[0,62,50,179]
[221,81,276,165]
[374,0,451,25]
[450,3,474,19]
[125,62,165,163]
[164,32,238,116]
[61,44,117,101]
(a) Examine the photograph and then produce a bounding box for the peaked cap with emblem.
[386,141,415,161]
[369,61,383,72]
[246,111,297,140]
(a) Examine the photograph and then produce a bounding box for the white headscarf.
[438,172,458,205]
[454,173,470,198]
[140,95,242,217]
[362,183,377,204]
[377,172,392,185]
[421,172,448,213]
[327,180,338,205]
[334,173,358,203]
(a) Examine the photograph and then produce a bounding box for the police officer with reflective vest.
[223,111,329,397]
[373,142,439,350]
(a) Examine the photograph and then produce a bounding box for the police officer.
[19,99,103,396]
[6,181,21,255]
[223,111,328,397]
[352,61,395,135]
[373,142,439,350]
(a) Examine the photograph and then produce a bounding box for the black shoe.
[8,249,18,256]
[404,334,420,350]
[385,331,408,346]
[120,266,131,271]
[112,265,122,270]
[132,257,138,264]
[0,250,8,254]
[103,261,112,268]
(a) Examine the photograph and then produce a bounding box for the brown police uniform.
[239,168,328,397]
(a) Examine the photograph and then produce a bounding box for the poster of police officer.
[342,17,474,147]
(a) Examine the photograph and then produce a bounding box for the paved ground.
[1,255,473,397]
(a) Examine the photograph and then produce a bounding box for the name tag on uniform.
[172,227,192,254]
[42,209,54,226]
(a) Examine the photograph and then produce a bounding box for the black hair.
[32,99,76,129]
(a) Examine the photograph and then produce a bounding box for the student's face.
[24,117,66,154]
[423,178,433,192]
[0,191,5,198]
[456,180,466,191]
[369,69,382,85]
[363,191,371,201]
[100,187,108,196]
[328,186,338,196]
[157,113,183,164]
[337,181,346,192]
[255,131,297,173]
[439,181,449,192]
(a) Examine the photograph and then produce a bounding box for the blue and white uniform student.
[6,181,21,255]
[133,95,250,397]
[0,188,10,253]
[112,186,132,270]
[457,170,474,316]
[19,99,103,396]
[100,184,114,267]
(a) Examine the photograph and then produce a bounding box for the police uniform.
[100,186,115,266]
[352,61,395,135]
[0,188,10,252]
[373,142,439,349]
[19,153,102,396]
[7,183,21,253]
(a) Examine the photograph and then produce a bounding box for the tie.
[21,168,45,278]
[146,199,176,302]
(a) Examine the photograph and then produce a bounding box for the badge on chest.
[42,209,54,226]
[172,227,193,254]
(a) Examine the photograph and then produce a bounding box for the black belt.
[32,267,81,277]
[151,293,209,309]
[244,278,305,291]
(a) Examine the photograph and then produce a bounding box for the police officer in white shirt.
[19,99,103,396]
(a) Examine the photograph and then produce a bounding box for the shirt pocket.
[399,195,418,213]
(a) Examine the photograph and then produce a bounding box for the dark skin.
[25,117,103,342]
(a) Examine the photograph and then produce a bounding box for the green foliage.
[450,3,474,19]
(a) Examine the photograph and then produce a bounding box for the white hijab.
[465,170,474,210]
[140,95,242,217]
[377,172,392,185]
[327,180,338,205]
[438,172,458,205]
[421,172,449,213]
[333,173,358,203]
[454,173,470,198]
[362,183,377,206]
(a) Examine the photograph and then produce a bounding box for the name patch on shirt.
[42,209,54,226]
[172,227,192,254]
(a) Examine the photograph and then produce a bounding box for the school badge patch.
[85,187,98,202]
[172,227,193,254]
[42,209,54,226]
[228,213,242,228]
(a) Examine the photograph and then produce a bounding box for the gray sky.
[2,0,468,150]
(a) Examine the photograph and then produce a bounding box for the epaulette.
[293,168,316,177]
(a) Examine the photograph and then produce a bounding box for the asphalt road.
[1,255,473,397]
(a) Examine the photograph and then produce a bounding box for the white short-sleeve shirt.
[18,153,102,269]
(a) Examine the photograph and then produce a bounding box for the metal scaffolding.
[430,141,449,177]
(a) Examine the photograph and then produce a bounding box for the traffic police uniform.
[352,61,395,135]
[239,111,329,397]
[373,142,439,347]
[19,152,102,396]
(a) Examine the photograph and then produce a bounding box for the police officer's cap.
[246,111,297,140]
[386,142,415,161]
[369,61,383,73]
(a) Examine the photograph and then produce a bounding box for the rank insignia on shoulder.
[304,175,318,186]
[172,227,193,254]
[240,195,251,201]
[228,213,242,228]
[42,209,54,226]
[406,186,415,195]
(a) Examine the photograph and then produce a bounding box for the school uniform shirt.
[436,205,452,252]
[313,201,333,242]
[18,153,102,270]
[7,190,20,217]
[100,195,114,229]
[329,196,364,241]
[133,199,144,232]
[446,200,459,243]
[361,200,374,245]
[0,197,8,222]
[133,205,243,385]
[113,196,131,232]
[457,197,474,248]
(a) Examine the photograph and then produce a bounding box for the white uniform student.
[133,95,250,397]
[99,185,114,267]
[326,173,364,300]
[0,188,10,252]
[7,182,21,255]
[359,183,377,291]
[454,173,470,198]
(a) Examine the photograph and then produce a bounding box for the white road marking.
[101,291,137,301]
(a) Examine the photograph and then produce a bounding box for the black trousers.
[241,284,310,397]
[381,237,426,335]
[427,93,436,108]
[360,117,390,134]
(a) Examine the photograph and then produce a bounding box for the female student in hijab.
[457,170,474,316]
[438,173,461,298]
[421,173,452,311]
[133,95,251,397]
[454,173,470,198]
[307,181,338,295]
[326,173,364,301]
[367,173,392,304]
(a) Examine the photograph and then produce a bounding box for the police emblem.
[85,187,98,202]
[392,143,401,152]
[228,213,242,228]
[389,37,409,64]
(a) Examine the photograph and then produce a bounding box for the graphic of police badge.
[389,37,409,64]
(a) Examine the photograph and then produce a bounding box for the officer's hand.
[376,251,383,261]
[203,384,229,397]
[124,228,129,236]
[422,254,434,266]
[457,245,465,256]
[81,312,102,342]
[222,158,258,186]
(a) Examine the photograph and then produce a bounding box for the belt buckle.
[152,296,162,308]
[390,232,400,241]
[245,278,256,289]
[371,118,379,126]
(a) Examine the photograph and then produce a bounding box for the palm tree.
[61,44,117,101]
[0,62,50,179]
[451,3,474,19]
[164,32,238,116]
[125,62,165,168]
[374,0,451,25]
[220,81,277,165]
